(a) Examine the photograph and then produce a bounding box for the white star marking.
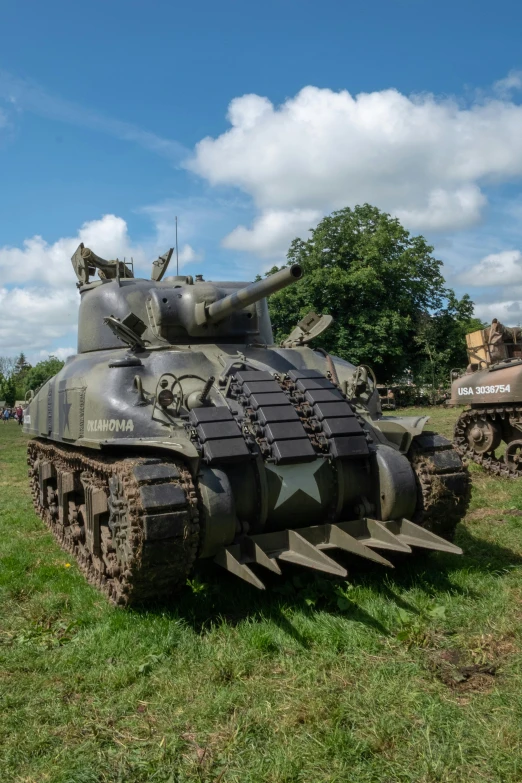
[266,460,324,509]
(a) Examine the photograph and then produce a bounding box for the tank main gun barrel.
[205,264,303,324]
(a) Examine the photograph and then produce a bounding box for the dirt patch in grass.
[428,633,518,692]
[429,648,497,691]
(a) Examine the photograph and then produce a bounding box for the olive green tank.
[24,243,470,605]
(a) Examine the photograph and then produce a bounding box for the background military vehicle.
[24,244,470,605]
[451,319,522,476]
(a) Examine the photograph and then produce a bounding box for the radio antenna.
[175,216,179,275]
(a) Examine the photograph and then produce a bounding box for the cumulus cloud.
[0,286,79,356]
[187,84,522,255]
[39,347,76,362]
[459,250,522,287]
[396,186,487,232]
[177,244,202,264]
[0,214,145,288]
[473,300,522,325]
[0,214,152,359]
[494,70,522,99]
[0,212,203,360]
[223,208,321,257]
[455,249,522,326]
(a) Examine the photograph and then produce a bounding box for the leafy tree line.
[0,354,64,406]
[267,204,484,389]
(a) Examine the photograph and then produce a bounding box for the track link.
[408,432,471,541]
[27,439,199,606]
[454,406,522,479]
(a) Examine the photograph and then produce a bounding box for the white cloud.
[0,286,79,356]
[0,214,145,288]
[39,347,76,362]
[0,214,155,358]
[473,300,522,325]
[0,212,206,359]
[456,249,522,327]
[188,83,522,254]
[494,70,522,99]
[223,208,321,257]
[459,250,522,287]
[396,185,486,231]
[177,244,201,264]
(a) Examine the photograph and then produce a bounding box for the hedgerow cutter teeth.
[214,518,462,589]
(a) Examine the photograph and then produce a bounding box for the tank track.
[27,439,199,606]
[408,432,471,541]
[453,405,522,479]
[454,406,522,479]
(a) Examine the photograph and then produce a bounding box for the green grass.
[1,410,522,783]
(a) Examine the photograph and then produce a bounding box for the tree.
[12,352,32,401]
[413,293,484,391]
[14,352,31,375]
[0,357,16,379]
[0,375,17,407]
[24,357,64,395]
[268,204,476,383]
[0,357,17,405]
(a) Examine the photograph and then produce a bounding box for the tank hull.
[450,360,522,477]
[449,361,522,407]
[25,343,470,603]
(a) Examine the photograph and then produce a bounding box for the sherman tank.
[24,244,470,605]
[451,319,522,476]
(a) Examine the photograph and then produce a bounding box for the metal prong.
[214,546,266,589]
[344,518,413,553]
[241,537,282,574]
[277,530,347,577]
[386,519,463,555]
[326,524,393,567]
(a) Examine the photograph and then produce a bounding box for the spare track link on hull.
[409,432,471,540]
[454,407,522,479]
[27,439,199,606]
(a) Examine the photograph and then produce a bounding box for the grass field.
[1,408,522,783]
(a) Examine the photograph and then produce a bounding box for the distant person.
[17,406,24,426]
[3,408,10,423]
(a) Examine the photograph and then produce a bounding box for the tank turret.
[74,250,303,353]
[23,243,470,606]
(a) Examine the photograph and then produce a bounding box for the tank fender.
[82,436,200,459]
[372,415,430,454]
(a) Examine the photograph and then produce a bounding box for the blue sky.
[1,0,522,360]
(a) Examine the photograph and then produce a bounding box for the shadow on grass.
[129,527,522,644]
